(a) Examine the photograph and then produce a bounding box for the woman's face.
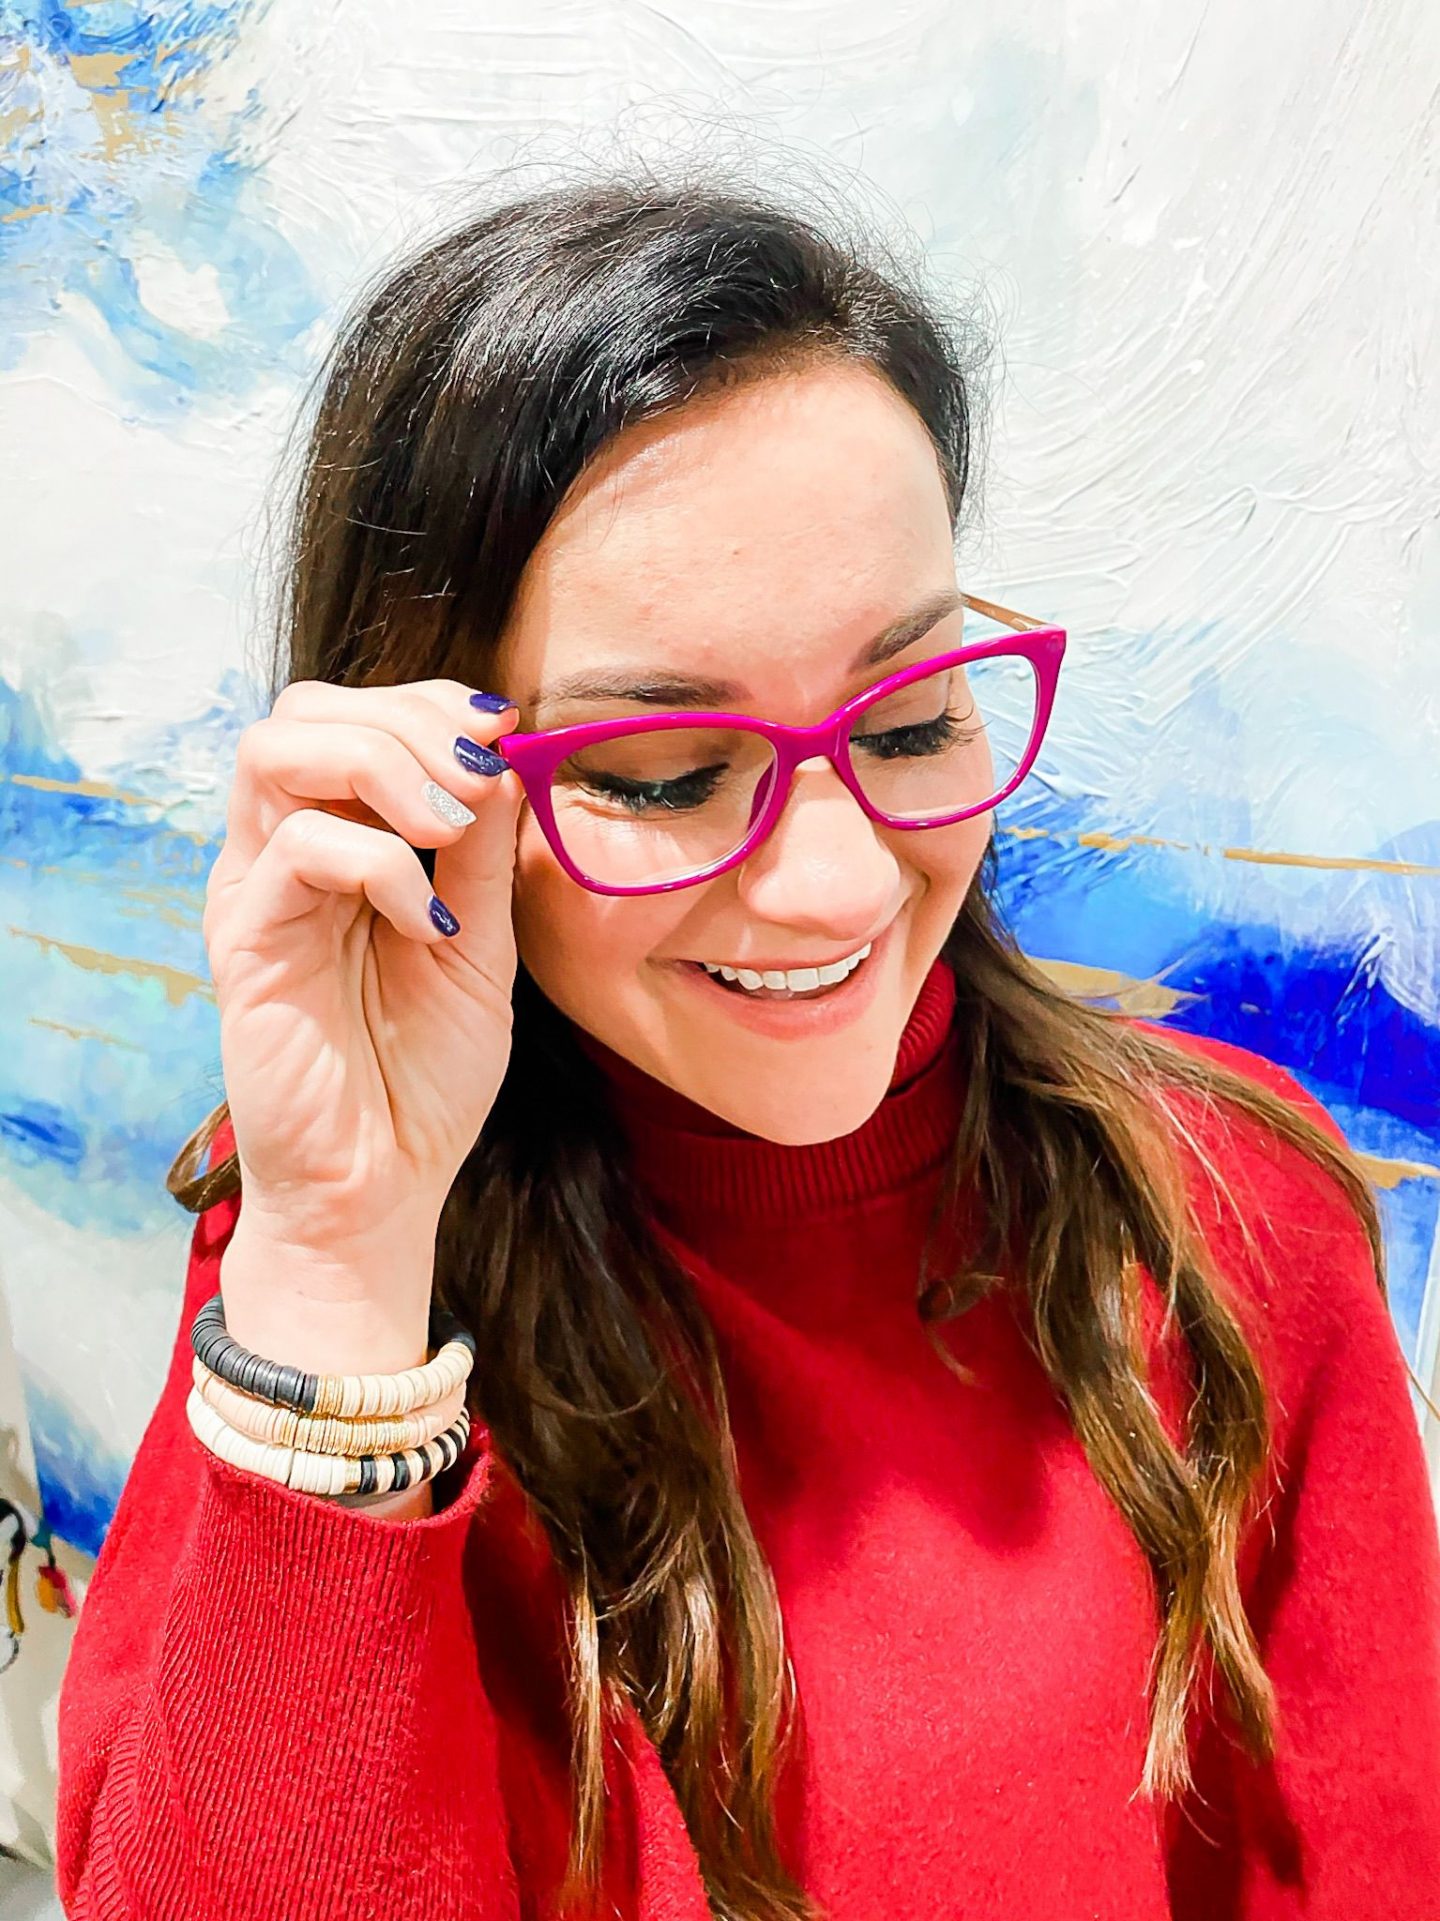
[495,360,989,1145]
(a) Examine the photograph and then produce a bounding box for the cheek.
[511,811,680,1024]
[898,811,992,918]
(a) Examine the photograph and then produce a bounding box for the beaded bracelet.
[189,1290,475,1420]
[190,1355,469,1456]
[185,1386,471,1499]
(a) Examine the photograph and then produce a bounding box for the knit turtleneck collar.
[578,960,962,1228]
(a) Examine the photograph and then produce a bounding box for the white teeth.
[699,942,873,995]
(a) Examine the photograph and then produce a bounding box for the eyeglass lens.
[547,651,1040,889]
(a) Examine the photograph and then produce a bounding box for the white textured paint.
[1,0,1437,1854]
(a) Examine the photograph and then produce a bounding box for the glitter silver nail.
[423,780,476,828]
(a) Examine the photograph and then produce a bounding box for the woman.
[55,174,1440,1920]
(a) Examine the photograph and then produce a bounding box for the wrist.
[231,1191,444,1277]
[218,1213,442,1380]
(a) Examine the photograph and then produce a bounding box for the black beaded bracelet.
[349,1408,471,1496]
[189,1290,476,1417]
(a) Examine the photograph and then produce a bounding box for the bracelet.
[185,1386,471,1498]
[190,1355,469,1456]
[189,1291,475,1420]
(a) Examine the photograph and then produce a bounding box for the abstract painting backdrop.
[1,1,1436,1829]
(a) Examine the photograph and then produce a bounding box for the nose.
[735,756,901,937]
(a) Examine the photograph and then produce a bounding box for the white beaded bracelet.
[185,1386,471,1499]
[190,1354,468,1455]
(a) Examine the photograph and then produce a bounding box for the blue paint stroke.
[0,1,323,412]
[0,671,251,1232]
[993,788,1439,1362]
[25,1377,128,1562]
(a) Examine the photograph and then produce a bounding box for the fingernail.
[454,736,508,778]
[423,780,476,828]
[468,691,515,714]
[429,896,461,938]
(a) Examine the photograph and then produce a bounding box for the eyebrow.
[529,587,965,716]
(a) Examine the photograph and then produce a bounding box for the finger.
[270,677,520,751]
[224,714,511,868]
[212,808,466,966]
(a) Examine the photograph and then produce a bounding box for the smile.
[696,942,873,996]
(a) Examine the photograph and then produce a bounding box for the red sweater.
[56,965,1440,1919]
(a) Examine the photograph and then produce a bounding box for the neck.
[574,959,963,1227]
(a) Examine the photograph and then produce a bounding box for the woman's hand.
[202,679,524,1278]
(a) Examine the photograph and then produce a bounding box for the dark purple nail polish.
[468,691,515,714]
[453,736,508,778]
[429,895,460,938]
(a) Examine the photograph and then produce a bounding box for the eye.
[851,712,972,760]
[580,763,727,814]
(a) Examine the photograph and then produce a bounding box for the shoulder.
[1120,1018,1391,1410]
[1126,1018,1346,1147]
[1124,1018,1358,1240]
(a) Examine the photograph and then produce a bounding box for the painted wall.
[1,0,1436,1855]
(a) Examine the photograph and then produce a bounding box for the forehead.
[495,361,957,715]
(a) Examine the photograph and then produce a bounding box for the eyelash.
[583,765,727,813]
[577,711,974,816]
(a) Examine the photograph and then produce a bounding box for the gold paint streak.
[0,856,207,908]
[13,770,171,806]
[91,91,136,160]
[1222,846,1440,878]
[1076,830,1177,855]
[7,926,213,1007]
[1011,824,1440,879]
[125,899,197,931]
[0,44,37,159]
[0,201,51,226]
[1030,956,1197,1020]
[5,773,211,845]
[67,51,128,89]
[66,49,149,162]
[28,1017,143,1052]
[1359,1153,1440,1189]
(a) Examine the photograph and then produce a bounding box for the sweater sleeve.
[55,1132,523,1921]
[1156,1036,1440,1917]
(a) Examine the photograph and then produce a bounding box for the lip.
[669,921,894,1037]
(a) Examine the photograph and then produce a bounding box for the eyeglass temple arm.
[959,591,1050,633]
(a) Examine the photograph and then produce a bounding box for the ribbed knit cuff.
[105,1418,503,1918]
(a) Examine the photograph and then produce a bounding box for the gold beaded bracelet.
[185,1386,471,1500]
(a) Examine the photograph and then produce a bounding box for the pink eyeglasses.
[496,592,1065,896]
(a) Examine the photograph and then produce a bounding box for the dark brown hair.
[169,169,1421,1920]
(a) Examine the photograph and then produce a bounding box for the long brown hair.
[168,169,1426,1920]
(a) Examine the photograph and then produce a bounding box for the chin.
[691,1071,893,1146]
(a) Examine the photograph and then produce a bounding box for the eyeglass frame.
[495,591,1066,897]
